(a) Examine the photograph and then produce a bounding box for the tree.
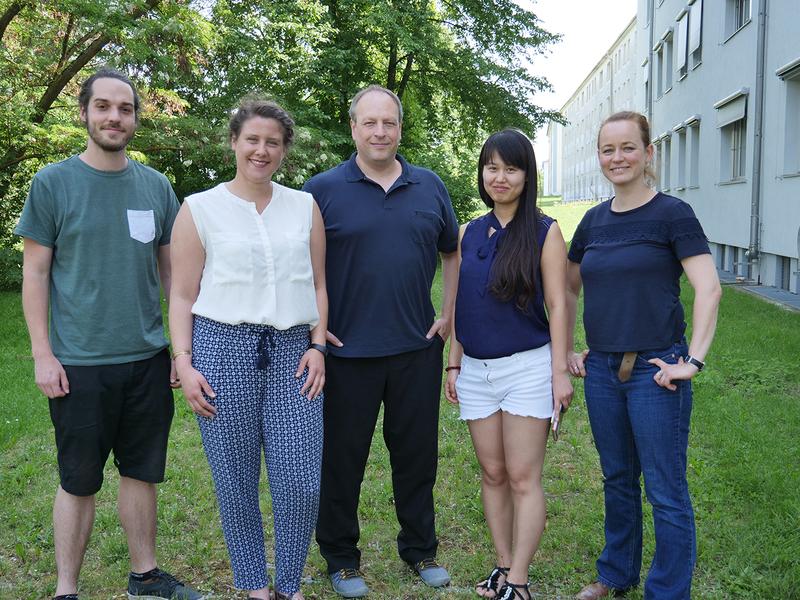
[0,0,561,246]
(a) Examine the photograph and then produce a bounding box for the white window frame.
[716,90,748,182]
[777,58,800,176]
[675,11,689,79]
[688,0,703,67]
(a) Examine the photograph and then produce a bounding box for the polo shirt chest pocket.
[210,233,254,285]
[413,210,443,246]
[127,209,155,244]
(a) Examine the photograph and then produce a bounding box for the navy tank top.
[455,211,553,359]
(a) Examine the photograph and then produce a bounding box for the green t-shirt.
[15,156,179,365]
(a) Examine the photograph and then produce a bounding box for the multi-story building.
[553,18,640,203]
[549,2,799,296]
[641,0,799,294]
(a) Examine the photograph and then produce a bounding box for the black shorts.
[48,349,175,496]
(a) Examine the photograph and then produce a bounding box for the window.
[654,43,664,98]
[716,91,748,181]
[726,0,751,37]
[687,119,701,187]
[676,12,688,79]
[778,58,800,175]
[778,256,791,291]
[675,126,687,189]
[643,59,650,104]
[722,120,747,180]
[653,139,662,188]
[663,31,674,92]
[735,247,749,278]
[662,135,672,190]
[689,0,703,67]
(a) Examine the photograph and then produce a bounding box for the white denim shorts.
[456,343,553,421]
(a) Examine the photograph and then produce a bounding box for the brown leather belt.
[618,352,637,382]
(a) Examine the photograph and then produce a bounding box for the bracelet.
[444,365,461,372]
[172,350,192,359]
[309,343,329,356]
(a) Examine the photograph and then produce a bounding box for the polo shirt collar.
[344,152,421,185]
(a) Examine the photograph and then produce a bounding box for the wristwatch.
[309,343,329,356]
[685,355,705,372]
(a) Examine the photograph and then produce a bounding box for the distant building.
[549,1,799,294]
[641,0,799,293]
[553,18,640,203]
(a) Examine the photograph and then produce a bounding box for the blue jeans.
[585,342,696,600]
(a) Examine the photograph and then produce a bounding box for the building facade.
[555,18,640,202]
[641,0,800,293]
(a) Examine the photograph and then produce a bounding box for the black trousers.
[316,337,444,572]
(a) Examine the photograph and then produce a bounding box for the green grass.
[468,196,598,244]
[1,276,799,598]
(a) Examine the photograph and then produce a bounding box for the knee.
[506,470,539,496]
[481,463,508,488]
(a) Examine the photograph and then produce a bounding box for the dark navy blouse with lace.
[455,211,554,359]
[568,193,710,352]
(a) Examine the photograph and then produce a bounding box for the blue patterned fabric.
[191,316,323,594]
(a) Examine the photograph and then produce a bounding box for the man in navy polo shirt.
[304,85,459,598]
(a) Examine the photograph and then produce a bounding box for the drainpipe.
[646,0,655,122]
[747,0,768,281]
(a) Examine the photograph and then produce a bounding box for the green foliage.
[0,246,21,290]
[0,0,561,246]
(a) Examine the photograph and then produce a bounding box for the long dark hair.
[477,128,543,310]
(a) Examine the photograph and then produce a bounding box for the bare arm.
[168,203,217,416]
[541,223,573,411]
[566,259,588,377]
[428,249,458,341]
[158,243,172,301]
[649,253,722,388]
[21,238,69,398]
[444,224,467,404]
[683,253,722,361]
[296,202,328,399]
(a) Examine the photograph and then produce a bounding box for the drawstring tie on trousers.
[256,329,275,370]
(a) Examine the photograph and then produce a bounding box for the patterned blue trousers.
[192,316,323,594]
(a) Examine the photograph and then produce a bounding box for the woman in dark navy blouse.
[567,112,721,600]
[445,129,573,600]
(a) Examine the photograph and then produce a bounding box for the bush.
[0,247,22,291]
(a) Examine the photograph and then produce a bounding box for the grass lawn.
[1,239,799,598]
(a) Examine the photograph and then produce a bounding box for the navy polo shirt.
[455,212,553,359]
[303,153,459,358]
[568,193,710,352]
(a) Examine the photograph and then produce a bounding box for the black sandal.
[496,581,531,600]
[476,566,508,597]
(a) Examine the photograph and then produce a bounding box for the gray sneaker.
[127,568,205,599]
[330,568,369,598]
[411,558,451,588]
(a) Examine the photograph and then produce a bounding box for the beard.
[86,122,134,152]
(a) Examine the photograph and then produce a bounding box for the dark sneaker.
[127,568,205,599]
[410,557,450,588]
[330,568,369,598]
[53,596,79,600]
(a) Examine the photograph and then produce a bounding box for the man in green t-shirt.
[15,69,202,600]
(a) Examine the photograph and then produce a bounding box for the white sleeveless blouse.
[186,182,319,329]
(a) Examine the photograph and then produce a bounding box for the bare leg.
[468,411,512,597]
[53,486,95,596]
[502,413,550,586]
[118,477,157,574]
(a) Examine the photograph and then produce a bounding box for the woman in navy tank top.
[445,129,573,600]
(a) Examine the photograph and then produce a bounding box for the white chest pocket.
[127,209,156,244]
